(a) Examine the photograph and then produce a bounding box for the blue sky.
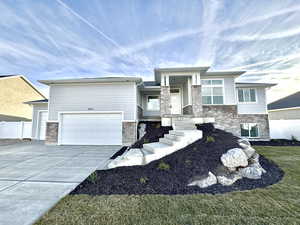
[0,0,300,102]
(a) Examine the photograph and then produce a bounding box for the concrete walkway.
[0,141,120,225]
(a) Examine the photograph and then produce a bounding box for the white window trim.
[201,78,225,105]
[237,88,258,104]
[240,123,260,138]
[146,95,160,112]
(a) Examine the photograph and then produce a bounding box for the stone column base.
[122,121,137,146]
[45,122,59,145]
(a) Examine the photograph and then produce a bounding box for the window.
[238,88,256,103]
[147,96,160,111]
[240,123,259,138]
[201,79,224,104]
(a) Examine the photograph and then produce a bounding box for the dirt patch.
[71,124,284,195]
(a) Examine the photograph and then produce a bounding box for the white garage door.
[38,111,48,140]
[59,112,122,145]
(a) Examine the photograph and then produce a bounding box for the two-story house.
[28,67,275,146]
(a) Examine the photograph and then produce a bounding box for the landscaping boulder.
[238,163,263,179]
[188,171,217,188]
[107,148,144,168]
[238,139,256,158]
[221,148,248,168]
[238,138,251,147]
[249,152,260,164]
[217,172,242,186]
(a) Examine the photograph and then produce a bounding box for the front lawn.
[36,146,300,225]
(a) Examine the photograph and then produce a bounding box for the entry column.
[191,73,203,117]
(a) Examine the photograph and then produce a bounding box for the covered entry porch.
[138,67,209,124]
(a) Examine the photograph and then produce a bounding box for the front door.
[171,89,181,114]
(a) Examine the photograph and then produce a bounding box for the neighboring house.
[24,99,48,140]
[0,75,46,121]
[268,91,300,120]
[32,67,275,146]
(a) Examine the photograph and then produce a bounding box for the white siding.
[269,108,300,120]
[223,77,236,104]
[237,87,267,114]
[32,104,48,138]
[49,83,136,121]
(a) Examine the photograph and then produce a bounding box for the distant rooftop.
[268,91,300,110]
[0,75,19,78]
[24,99,48,104]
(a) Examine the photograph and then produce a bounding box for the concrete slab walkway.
[0,141,120,225]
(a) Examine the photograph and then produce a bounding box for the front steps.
[142,129,202,164]
[107,117,208,169]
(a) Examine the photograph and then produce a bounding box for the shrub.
[139,177,149,184]
[88,172,97,184]
[143,138,149,144]
[157,161,170,170]
[206,136,215,143]
[291,135,298,142]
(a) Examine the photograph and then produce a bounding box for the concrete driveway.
[0,141,120,225]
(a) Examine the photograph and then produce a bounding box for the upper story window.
[201,79,224,104]
[147,96,160,111]
[238,88,256,103]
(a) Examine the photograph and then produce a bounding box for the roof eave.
[38,77,143,85]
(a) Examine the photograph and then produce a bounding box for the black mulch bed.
[251,139,300,146]
[71,123,284,195]
[110,121,172,159]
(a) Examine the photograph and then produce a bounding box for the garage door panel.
[60,113,122,145]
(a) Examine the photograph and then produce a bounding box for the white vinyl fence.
[269,120,300,140]
[0,122,32,139]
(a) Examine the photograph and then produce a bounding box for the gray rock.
[188,171,217,188]
[238,138,251,147]
[221,148,248,168]
[242,146,256,158]
[138,123,146,139]
[238,164,263,179]
[249,152,260,164]
[217,173,242,186]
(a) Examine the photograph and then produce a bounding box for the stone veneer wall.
[122,121,137,145]
[183,105,193,115]
[160,86,171,117]
[45,122,59,145]
[191,85,202,117]
[202,105,270,140]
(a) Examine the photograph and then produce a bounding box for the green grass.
[36,146,300,225]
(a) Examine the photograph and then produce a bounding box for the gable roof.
[0,74,46,99]
[268,91,300,110]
